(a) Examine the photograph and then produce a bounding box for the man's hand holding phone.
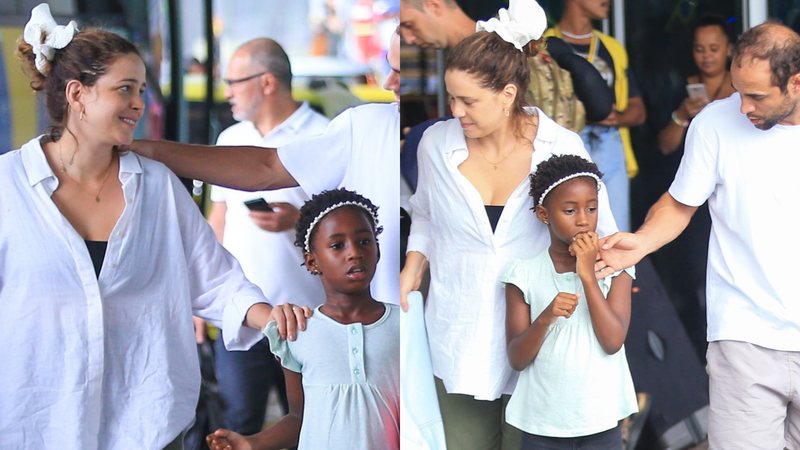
[244,199,300,233]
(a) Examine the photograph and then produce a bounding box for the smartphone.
[244,198,274,212]
[686,83,709,101]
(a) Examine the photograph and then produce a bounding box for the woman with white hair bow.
[400,0,622,448]
[0,5,302,449]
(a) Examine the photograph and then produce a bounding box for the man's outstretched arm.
[129,140,298,191]
[599,192,698,272]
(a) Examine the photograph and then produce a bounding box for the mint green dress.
[264,303,399,449]
[501,252,637,437]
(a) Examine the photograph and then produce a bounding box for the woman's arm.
[207,369,304,450]
[657,96,708,155]
[573,232,632,354]
[506,283,578,371]
[400,251,428,311]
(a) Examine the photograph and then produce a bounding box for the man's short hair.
[732,22,800,92]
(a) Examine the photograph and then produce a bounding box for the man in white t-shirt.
[130,31,401,310]
[203,38,329,436]
[599,22,800,449]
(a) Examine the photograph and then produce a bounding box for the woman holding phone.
[657,14,736,154]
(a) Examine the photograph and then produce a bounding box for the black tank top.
[484,205,504,233]
[84,240,108,278]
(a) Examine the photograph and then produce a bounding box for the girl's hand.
[540,292,579,325]
[206,428,252,450]
[570,231,599,280]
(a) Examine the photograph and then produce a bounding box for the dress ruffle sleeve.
[263,321,302,372]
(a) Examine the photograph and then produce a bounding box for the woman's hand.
[399,267,422,312]
[400,251,427,312]
[206,428,253,450]
[679,96,709,121]
[570,231,599,281]
[269,303,313,341]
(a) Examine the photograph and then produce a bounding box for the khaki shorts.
[707,341,800,450]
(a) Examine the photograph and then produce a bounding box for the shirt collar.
[20,136,53,187]
[245,101,315,139]
[21,135,143,189]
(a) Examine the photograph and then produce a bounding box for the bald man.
[599,22,800,449]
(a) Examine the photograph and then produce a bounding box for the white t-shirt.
[0,137,267,449]
[670,93,800,351]
[407,109,620,400]
[211,103,328,307]
[278,102,400,304]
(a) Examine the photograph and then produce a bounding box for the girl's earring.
[79,109,85,121]
[504,108,510,117]
[543,220,549,225]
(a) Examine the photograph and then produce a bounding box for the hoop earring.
[79,109,85,121]
[504,108,510,117]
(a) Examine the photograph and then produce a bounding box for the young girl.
[207,188,400,450]
[503,155,637,449]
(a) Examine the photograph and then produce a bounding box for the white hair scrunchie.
[23,3,79,75]
[475,0,547,52]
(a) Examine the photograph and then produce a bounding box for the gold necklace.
[62,154,118,203]
[474,146,516,170]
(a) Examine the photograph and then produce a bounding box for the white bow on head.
[23,3,79,75]
[475,0,547,52]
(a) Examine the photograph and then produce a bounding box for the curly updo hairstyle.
[16,28,141,141]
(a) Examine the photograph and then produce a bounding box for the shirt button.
[352,347,359,355]
[353,368,361,376]
[350,328,357,335]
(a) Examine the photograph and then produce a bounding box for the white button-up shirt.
[0,138,267,449]
[211,102,329,308]
[408,109,620,400]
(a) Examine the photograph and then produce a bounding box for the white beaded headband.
[537,172,602,206]
[304,201,379,252]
